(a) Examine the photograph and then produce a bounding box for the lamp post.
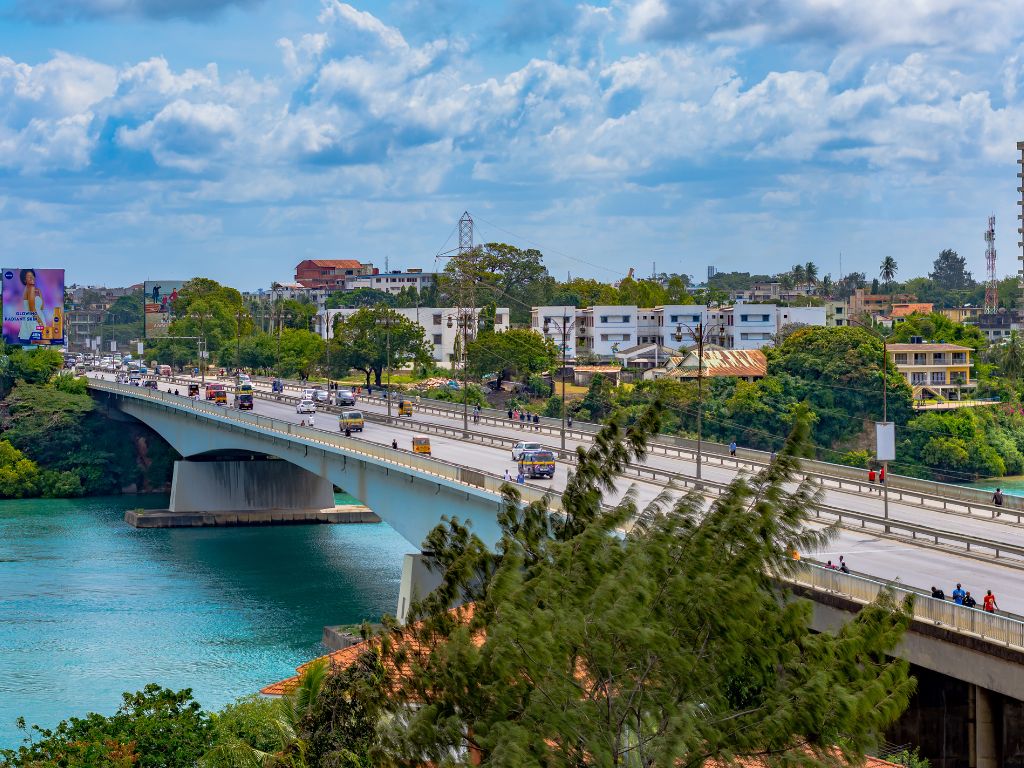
[543,313,576,450]
[447,308,477,434]
[673,317,722,482]
[383,307,393,419]
[188,310,212,384]
[851,316,891,531]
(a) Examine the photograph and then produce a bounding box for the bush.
[0,439,39,498]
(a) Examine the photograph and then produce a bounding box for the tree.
[791,264,806,285]
[804,261,818,284]
[579,372,615,421]
[467,329,557,388]
[382,406,914,767]
[277,329,326,379]
[2,685,213,768]
[929,249,974,291]
[333,307,432,387]
[325,288,397,309]
[888,312,985,351]
[880,255,898,287]
[238,332,277,372]
[819,274,834,299]
[1000,330,1024,382]
[441,243,550,323]
[0,439,40,498]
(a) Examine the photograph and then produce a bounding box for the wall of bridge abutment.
[806,593,1024,767]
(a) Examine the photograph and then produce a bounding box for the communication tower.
[985,215,998,313]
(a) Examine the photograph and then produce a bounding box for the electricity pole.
[543,313,576,450]
[673,318,721,482]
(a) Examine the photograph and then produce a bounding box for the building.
[613,342,679,370]
[732,281,816,303]
[971,309,1020,343]
[577,305,638,358]
[531,306,579,360]
[887,341,975,401]
[847,289,917,318]
[647,347,767,382]
[316,307,509,364]
[729,304,777,350]
[825,300,848,327]
[346,269,436,296]
[889,303,934,323]
[775,306,828,333]
[941,306,984,324]
[295,259,375,290]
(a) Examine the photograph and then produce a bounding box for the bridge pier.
[169,458,337,515]
[970,683,1001,768]
[396,552,444,625]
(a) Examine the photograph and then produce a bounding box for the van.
[339,410,365,432]
[158,365,171,376]
[518,450,556,479]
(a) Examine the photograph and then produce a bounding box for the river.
[0,495,410,749]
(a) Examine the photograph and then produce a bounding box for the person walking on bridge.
[983,590,999,613]
[951,583,966,605]
[930,586,945,600]
[508,407,513,421]
[993,488,1004,508]
[963,591,977,608]
[729,440,737,457]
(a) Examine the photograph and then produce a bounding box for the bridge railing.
[90,379,560,513]
[789,563,1024,651]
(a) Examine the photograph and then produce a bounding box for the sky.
[2,0,1024,291]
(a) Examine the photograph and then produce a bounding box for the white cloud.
[116,100,241,171]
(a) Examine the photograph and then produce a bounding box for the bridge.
[89,376,1024,767]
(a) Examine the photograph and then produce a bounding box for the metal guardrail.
[790,563,1024,651]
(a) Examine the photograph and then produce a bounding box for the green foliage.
[0,439,40,498]
[901,407,1022,480]
[382,407,914,767]
[0,347,63,395]
[579,372,615,421]
[325,288,396,308]
[543,394,563,418]
[238,332,278,372]
[467,328,556,387]
[1,685,213,768]
[332,307,432,387]
[441,243,552,323]
[887,313,985,351]
[882,747,930,767]
[277,328,326,379]
[423,384,488,407]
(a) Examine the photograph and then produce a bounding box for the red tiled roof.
[890,303,934,318]
[300,259,365,269]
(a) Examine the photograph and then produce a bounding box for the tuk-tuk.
[398,400,413,417]
[339,410,365,432]
[412,436,431,456]
[518,449,556,479]
[188,383,200,398]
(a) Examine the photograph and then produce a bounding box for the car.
[142,380,159,389]
[296,399,316,414]
[511,441,543,461]
[335,389,356,406]
[312,389,331,404]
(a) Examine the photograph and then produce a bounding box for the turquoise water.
[0,495,410,748]
[964,475,1024,494]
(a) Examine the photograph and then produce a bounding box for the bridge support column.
[396,552,444,625]
[169,459,336,514]
[970,684,1000,768]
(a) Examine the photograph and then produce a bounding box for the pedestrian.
[868,468,876,483]
[392,439,398,449]
[567,414,573,428]
[839,555,849,574]
[300,419,306,427]
[533,413,540,430]
[508,407,514,421]
[879,466,886,483]
[344,426,351,437]
[993,488,1004,507]
[931,586,946,600]
[174,389,179,396]
[308,414,315,428]
[729,440,737,457]
[519,411,526,427]
[826,560,837,570]
[964,591,977,608]
[983,589,999,613]
[516,470,525,484]
[504,469,511,481]
[952,583,966,605]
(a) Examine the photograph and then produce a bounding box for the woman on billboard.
[18,269,49,342]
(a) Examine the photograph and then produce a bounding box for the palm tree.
[820,274,834,299]
[879,256,898,289]
[804,261,818,285]
[790,264,806,285]
[1002,331,1024,383]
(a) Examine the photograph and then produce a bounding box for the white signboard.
[876,422,895,462]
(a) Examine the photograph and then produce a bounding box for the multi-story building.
[825,300,848,326]
[531,306,579,360]
[732,281,816,303]
[848,289,917,318]
[295,259,375,290]
[941,307,985,324]
[971,310,1020,343]
[346,269,437,296]
[316,307,509,364]
[577,305,638,357]
[887,341,975,401]
[775,306,828,334]
[890,303,934,324]
[729,304,778,350]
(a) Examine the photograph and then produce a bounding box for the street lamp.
[188,310,212,384]
[849,316,891,531]
[673,317,723,482]
[543,313,577,450]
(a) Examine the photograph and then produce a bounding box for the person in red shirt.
[983,590,999,613]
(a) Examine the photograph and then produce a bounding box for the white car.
[511,441,543,460]
[296,399,316,414]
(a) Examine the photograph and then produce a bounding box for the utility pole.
[674,318,721,481]
[543,313,576,450]
[384,306,393,418]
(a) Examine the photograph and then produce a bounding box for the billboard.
[144,280,185,338]
[2,268,65,346]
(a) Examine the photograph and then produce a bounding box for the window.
[740,314,771,323]
[494,314,504,324]
[894,353,908,364]
[952,353,967,364]
[911,372,927,385]
[433,334,442,345]
[432,314,442,325]
[930,371,946,385]
[913,354,927,365]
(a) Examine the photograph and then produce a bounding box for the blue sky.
[2,0,1024,290]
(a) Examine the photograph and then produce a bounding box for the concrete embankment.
[125,505,381,528]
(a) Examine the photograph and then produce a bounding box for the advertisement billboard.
[144,280,185,338]
[2,268,65,347]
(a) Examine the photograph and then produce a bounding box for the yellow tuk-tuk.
[412,436,431,456]
[398,400,413,417]
[339,410,365,432]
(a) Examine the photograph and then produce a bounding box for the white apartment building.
[346,269,437,296]
[530,306,579,360]
[532,303,828,360]
[316,307,510,364]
